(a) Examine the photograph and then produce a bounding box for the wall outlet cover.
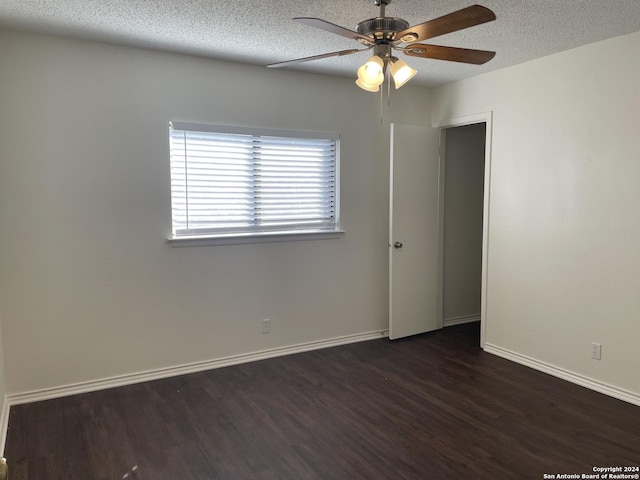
[262,318,272,334]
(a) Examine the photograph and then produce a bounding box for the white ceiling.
[1,0,640,88]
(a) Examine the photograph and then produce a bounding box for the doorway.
[438,113,492,348]
[441,123,486,331]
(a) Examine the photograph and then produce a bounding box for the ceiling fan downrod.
[373,0,392,18]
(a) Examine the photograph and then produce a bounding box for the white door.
[389,123,442,340]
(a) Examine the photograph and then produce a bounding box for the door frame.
[435,112,493,348]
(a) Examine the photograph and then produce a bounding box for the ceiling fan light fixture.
[269,4,497,94]
[390,58,417,89]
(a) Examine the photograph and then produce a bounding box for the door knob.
[393,241,403,249]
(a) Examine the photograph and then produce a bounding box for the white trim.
[168,230,345,247]
[0,397,9,456]
[443,314,481,328]
[7,329,389,407]
[435,112,493,349]
[484,343,640,407]
[436,130,446,330]
[435,112,493,130]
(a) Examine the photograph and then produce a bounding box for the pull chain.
[380,80,384,125]
[387,68,391,106]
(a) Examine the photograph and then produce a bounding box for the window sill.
[167,229,345,247]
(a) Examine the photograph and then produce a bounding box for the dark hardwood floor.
[5,323,640,479]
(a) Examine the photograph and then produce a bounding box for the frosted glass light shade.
[360,56,384,82]
[356,56,384,92]
[355,78,380,92]
[390,59,417,89]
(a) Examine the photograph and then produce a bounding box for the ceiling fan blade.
[403,44,496,64]
[394,5,496,43]
[267,48,368,68]
[294,17,375,45]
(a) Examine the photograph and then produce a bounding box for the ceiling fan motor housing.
[356,17,409,42]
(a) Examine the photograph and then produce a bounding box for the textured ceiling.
[1,0,640,87]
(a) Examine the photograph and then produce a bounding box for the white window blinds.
[169,122,339,238]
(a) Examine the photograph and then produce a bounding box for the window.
[169,122,340,243]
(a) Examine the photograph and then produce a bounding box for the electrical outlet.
[262,318,272,334]
[591,342,602,360]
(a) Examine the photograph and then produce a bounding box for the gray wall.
[0,29,432,395]
[442,124,485,324]
[432,30,640,398]
[0,315,5,452]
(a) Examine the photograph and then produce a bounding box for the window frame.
[167,122,343,246]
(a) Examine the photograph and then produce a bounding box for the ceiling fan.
[268,0,496,91]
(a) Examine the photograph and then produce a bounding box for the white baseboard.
[7,329,389,407]
[0,397,9,456]
[443,314,480,328]
[484,343,640,407]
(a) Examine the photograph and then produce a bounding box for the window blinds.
[169,122,339,237]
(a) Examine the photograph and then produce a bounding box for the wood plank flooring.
[5,323,640,479]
